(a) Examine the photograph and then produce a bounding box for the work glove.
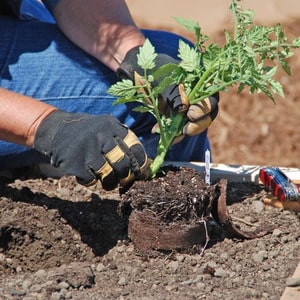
[33,110,150,190]
[117,46,219,142]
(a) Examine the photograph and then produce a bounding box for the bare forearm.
[43,0,145,71]
[0,88,57,147]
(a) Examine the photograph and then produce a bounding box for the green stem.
[150,113,185,177]
[190,78,241,104]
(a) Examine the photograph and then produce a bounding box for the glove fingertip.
[136,156,152,180]
[183,117,212,136]
[151,123,160,134]
[101,173,119,191]
[119,171,136,187]
[76,176,97,187]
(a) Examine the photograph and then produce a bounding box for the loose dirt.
[0,19,300,300]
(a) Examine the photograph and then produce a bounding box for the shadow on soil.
[0,182,127,257]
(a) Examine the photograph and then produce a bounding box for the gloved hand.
[33,110,150,190]
[117,46,219,142]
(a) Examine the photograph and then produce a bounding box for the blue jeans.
[0,4,210,170]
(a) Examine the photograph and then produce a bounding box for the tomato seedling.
[109,0,300,177]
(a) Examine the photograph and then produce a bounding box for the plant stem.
[150,112,185,177]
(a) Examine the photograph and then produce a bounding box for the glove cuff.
[116,46,141,81]
[33,110,73,156]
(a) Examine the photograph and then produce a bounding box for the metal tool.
[259,167,300,202]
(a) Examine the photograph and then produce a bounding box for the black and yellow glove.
[117,46,219,142]
[33,110,150,190]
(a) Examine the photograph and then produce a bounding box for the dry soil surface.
[0,17,300,300]
[0,173,299,300]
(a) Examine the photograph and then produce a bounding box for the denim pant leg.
[0,17,209,170]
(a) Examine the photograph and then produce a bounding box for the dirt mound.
[1,172,299,299]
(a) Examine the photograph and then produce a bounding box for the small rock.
[220,253,229,261]
[151,283,158,289]
[57,281,69,290]
[281,236,289,243]
[65,291,73,299]
[262,292,269,298]
[167,261,179,273]
[0,253,6,262]
[22,279,32,291]
[235,264,242,273]
[196,282,206,289]
[5,258,13,265]
[126,245,135,254]
[176,255,185,263]
[214,268,227,278]
[118,276,128,286]
[29,284,43,293]
[286,277,300,287]
[96,263,105,272]
[180,278,193,286]
[165,284,178,292]
[50,263,95,289]
[123,265,133,273]
[227,248,237,257]
[225,281,233,289]
[272,229,283,237]
[252,200,264,213]
[16,266,22,273]
[252,250,267,263]
[10,289,26,297]
[50,291,64,300]
[34,269,47,279]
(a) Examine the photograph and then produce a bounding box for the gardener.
[0,0,219,190]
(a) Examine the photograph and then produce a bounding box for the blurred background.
[126,0,300,168]
[126,0,300,35]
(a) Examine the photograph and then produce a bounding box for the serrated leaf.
[292,37,300,47]
[137,39,157,70]
[113,97,133,106]
[269,79,284,97]
[281,60,291,75]
[173,17,200,33]
[178,40,200,72]
[265,66,277,78]
[108,79,136,98]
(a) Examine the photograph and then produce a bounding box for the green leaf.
[292,37,300,47]
[113,97,134,106]
[154,76,177,95]
[137,39,157,70]
[265,66,277,78]
[281,60,291,75]
[173,17,200,33]
[178,40,200,72]
[152,63,178,81]
[132,106,153,113]
[108,79,136,98]
[269,79,284,97]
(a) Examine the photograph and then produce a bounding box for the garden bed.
[0,13,300,300]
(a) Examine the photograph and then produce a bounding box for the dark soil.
[120,167,222,254]
[1,167,299,299]
[120,167,270,255]
[120,166,219,226]
[0,19,300,300]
